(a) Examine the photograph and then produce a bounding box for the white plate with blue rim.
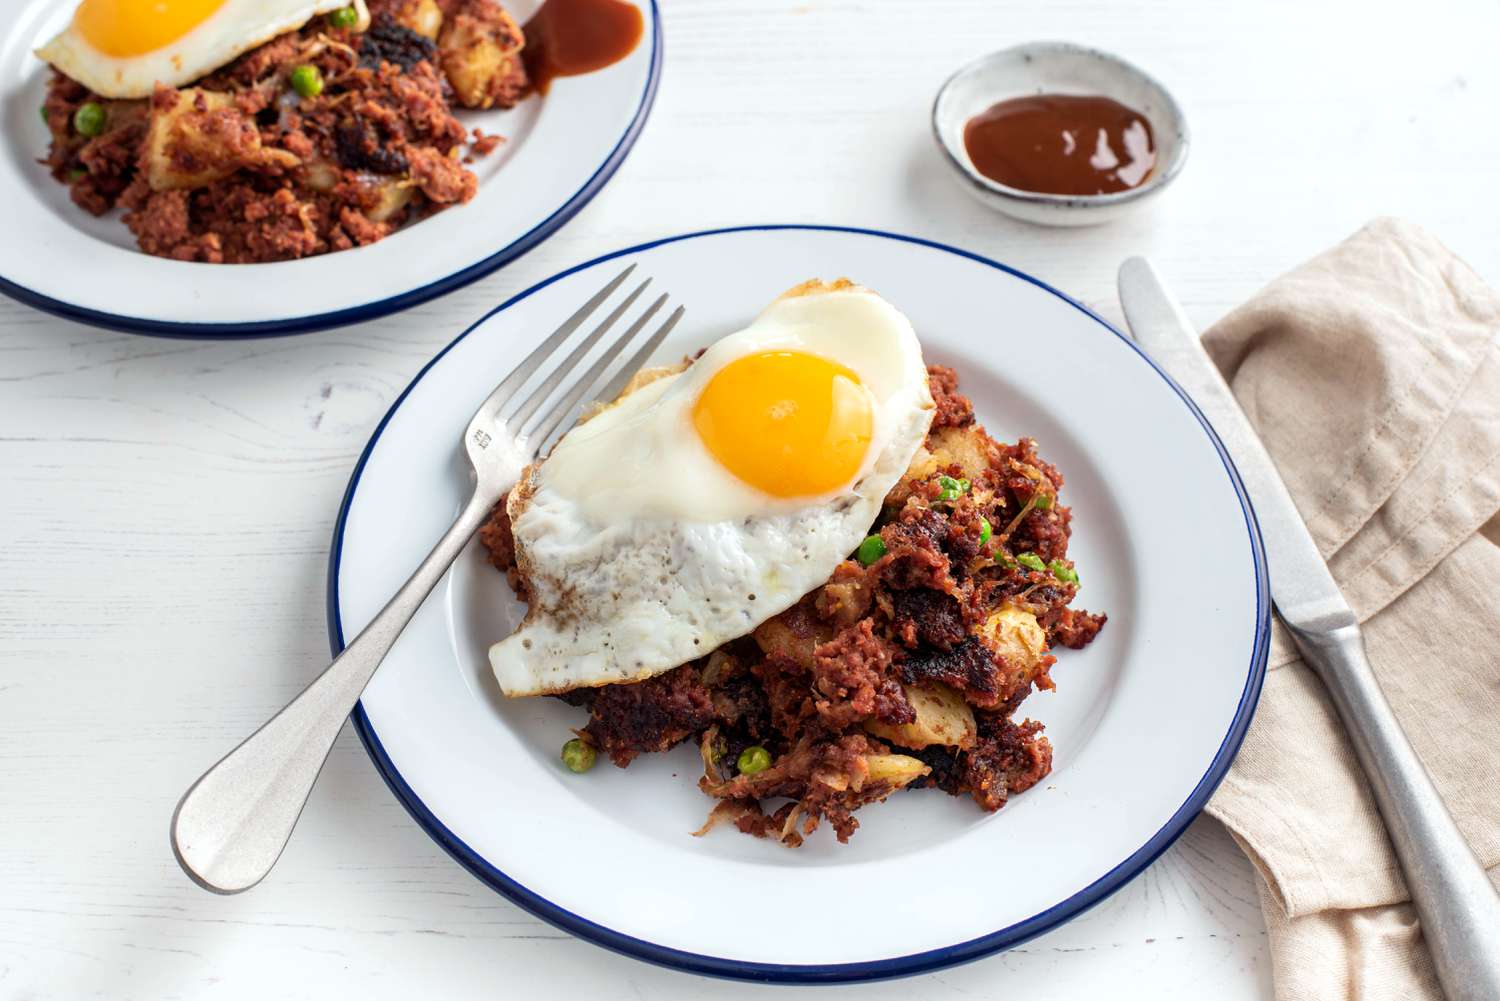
[328,225,1269,983]
[0,0,660,338]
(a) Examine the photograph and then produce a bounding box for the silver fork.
[171,266,684,895]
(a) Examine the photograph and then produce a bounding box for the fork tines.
[490,265,684,455]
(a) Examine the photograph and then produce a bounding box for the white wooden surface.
[4,0,1499,997]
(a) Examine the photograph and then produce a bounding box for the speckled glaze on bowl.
[932,42,1189,227]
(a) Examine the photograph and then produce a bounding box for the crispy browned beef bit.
[938,498,988,568]
[582,665,716,767]
[334,118,411,174]
[754,655,819,742]
[230,186,323,260]
[470,129,504,157]
[899,636,1002,706]
[877,506,955,592]
[927,364,975,429]
[707,672,773,746]
[72,113,147,202]
[813,561,874,626]
[478,497,533,602]
[962,716,1052,811]
[478,496,516,570]
[751,610,911,738]
[214,33,303,86]
[1046,606,1109,649]
[1000,437,1063,495]
[360,13,440,72]
[1013,509,1071,567]
[912,714,1052,812]
[553,688,596,710]
[405,143,478,203]
[809,620,914,730]
[699,734,905,846]
[708,799,803,845]
[890,502,948,553]
[888,588,967,651]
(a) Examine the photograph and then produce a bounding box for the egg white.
[36,0,369,99]
[490,281,937,698]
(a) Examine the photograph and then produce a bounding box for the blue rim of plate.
[326,224,1271,985]
[0,2,662,340]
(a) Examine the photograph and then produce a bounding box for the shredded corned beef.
[41,0,525,263]
[481,365,1107,846]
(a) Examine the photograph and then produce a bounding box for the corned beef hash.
[481,280,1107,848]
[37,0,528,262]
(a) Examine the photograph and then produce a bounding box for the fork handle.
[1287,621,1500,1001]
[171,489,497,894]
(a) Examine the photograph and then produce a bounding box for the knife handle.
[1286,621,1500,1001]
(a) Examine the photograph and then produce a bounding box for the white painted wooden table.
[4,0,1498,997]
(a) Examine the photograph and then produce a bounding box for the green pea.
[856,534,886,566]
[1034,492,1053,510]
[327,5,359,28]
[560,737,596,773]
[937,474,970,502]
[978,516,992,547]
[72,102,106,138]
[1050,560,1079,584]
[737,745,772,775]
[67,167,87,182]
[40,104,49,125]
[1016,552,1046,572]
[290,64,324,99]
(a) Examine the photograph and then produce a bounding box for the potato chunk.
[143,87,297,191]
[302,158,340,193]
[366,179,415,223]
[926,424,993,480]
[902,444,938,481]
[438,0,528,109]
[390,0,443,37]
[866,682,976,750]
[978,603,1049,681]
[751,601,830,672]
[888,425,995,509]
[864,754,931,787]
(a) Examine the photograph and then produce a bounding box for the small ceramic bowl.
[932,42,1189,226]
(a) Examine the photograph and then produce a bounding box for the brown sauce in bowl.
[962,94,1156,196]
[523,0,645,95]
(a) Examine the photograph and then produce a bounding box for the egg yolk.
[74,0,229,57]
[692,351,874,498]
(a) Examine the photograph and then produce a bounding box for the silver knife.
[1118,257,1500,1001]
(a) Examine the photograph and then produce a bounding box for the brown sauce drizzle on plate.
[523,0,645,95]
[962,94,1156,196]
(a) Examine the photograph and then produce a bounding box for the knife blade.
[1118,256,1500,1001]
[1117,262,1354,635]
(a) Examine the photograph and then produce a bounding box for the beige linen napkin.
[1199,218,1500,1000]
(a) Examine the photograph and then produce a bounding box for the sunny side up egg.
[36,0,370,99]
[491,280,937,698]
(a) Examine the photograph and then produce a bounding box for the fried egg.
[36,0,370,100]
[491,279,936,697]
